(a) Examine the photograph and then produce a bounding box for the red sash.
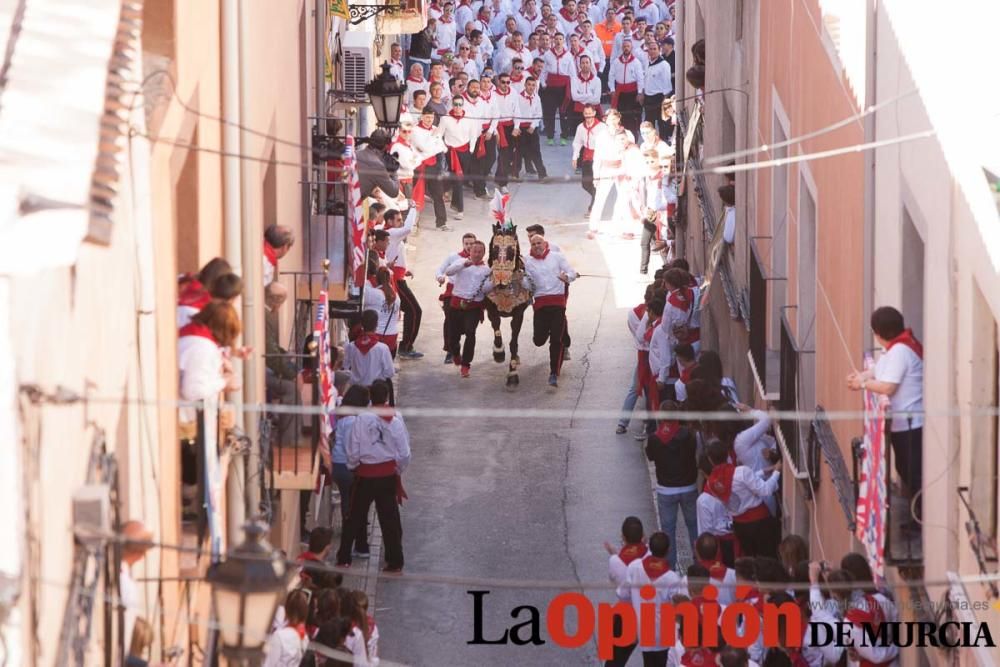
[680,648,717,666]
[697,557,728,581]
[532,294,568,310]
[450,296,484,310]
[377,333,399,353]
[733,503,769,523]
[449,142,470,173]
[355,461,408,504]
[611,79,638,108]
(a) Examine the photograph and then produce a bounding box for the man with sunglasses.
[438,95,479,221]
[464,79,496,200]
[492,73,518,193]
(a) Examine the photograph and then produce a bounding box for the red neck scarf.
[617,543,648,565]
[179,322,217,344]
[845,594,886,631]
[619,53,634,64]
[293,623,307,640]
[263,241,279,268]
[552,47,567,59]
[642,556,671,580]
[698,557,728,581]
[667,286,692,311]
[439,16,453,23]
[407,75,425,85]
[449,109,466,120]
[578,71,595,82]
[643,316,661,343]
[510,73,524,83]
[355,332,379,354]
[530,242,550,259]
[521,10,536,19]
[559,7,574,20]
[178,280,211,309]
[521,90,535,103]
[392,136,411,149]
[419,120,435,130]
[886,329,923,359]
[706,462,736,502]
[653,420,679,443]
[632,302,647,319]
[680,648,717,666]
[458,249,470,258]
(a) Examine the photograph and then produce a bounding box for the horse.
[484,222,532,388]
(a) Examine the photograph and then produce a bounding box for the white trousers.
[589,175,630,232]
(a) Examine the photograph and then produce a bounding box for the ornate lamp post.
[206,521,289,666]
[365,62,407,129]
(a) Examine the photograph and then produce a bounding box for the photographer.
[357,129,400,200]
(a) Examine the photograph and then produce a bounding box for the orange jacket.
[594,21,621,57]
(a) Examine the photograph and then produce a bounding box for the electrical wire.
[703,88,921,166]
[23,388,1000,423]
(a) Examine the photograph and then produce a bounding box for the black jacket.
[357,145,400,199]
[410,29,435,60]
[645,425,698,489]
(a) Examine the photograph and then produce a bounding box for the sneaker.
[382,566,404,574]
[353,548,371,558]
[562,348,571,361]
[548,373,558,387]
[461,365,471,378]
[453,211,464,220]
[400,349,425,359]
[547,138,555,146]
[538,175,549,183]
[444,352,453,364]
[500,186,510,194]
[616,424,628,435]
[633,429,649,441]
[475,192,490,200]
[437,225,454,231]
[453,355,462,367]
[560,138,568,146]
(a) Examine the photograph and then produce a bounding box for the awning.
[0,0,138,263]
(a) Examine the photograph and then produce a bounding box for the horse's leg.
[486,306,505,362]
[506,305,526,388]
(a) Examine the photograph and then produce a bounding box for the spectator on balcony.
[176,257,231,328]
[357,129,401,202]
[264,282,297,444]
[686,64,705,102]
[847,306,924,529]
[719,183,736,244]
[178,300,242,409]
[409,20,437,79]
[263,224,295,286]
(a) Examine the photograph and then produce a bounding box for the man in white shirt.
[444,240,494,376]
[696,490,738,566]
[638,147,671,274]
[456,0,477,33]
[491,72,518,192]
[588,108,633,235]
[602,516,647,666]
[438,96,481,220]
[523,234,577,386]
[411,108,450,229]
[610,36,645,136]
[404,63,429,108]
[336,380,411,571]
[541,32,575,145]
[570,102,605,212]
[704,438,782,559]
[513,76,548,180]
[343,309,396,387]
[435,2,460,56]
[384,208,425,359]
[578,20,606,72]
[847,306,924,527]
[388,42,405,81]
[263,224,294,286]
[463,79,496,200]
[516,0,542,37]
[641,40,672,138]
[624,532,685,663]
[693,533,738,605]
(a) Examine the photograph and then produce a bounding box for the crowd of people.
[367,0,681,257]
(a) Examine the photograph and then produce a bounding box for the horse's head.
[489,222,522,286]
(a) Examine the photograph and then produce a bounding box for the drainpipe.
[221,0,247,546]
[238,0,263,521]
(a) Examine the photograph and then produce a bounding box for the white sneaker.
[453,212,464,220]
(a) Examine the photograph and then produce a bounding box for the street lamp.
[206,521,289,665]
[365,62,407,129]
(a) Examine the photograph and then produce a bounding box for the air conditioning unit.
[72,483,111,546]
[340,31,374,95]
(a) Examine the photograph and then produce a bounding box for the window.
[797,173,817,412]
[770,114,788,346]
[900,207,925,340]
[174,127,200,274]
[970,284,999,547]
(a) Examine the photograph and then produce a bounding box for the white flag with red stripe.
[344,136,366,287]
[490,189,510,224]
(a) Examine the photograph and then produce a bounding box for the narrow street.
[376,143,659,665]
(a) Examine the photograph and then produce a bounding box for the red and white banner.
[490,189,510,224]
[855,355,887,584]
[344,136,366,290]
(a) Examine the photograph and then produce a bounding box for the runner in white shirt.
[437,234,478,364]
[523,234,577,386]
[624,532,685,662]
[444,240,494,376]
[513,76,547,180]
[570,102,605,213]
[610,36,645,136]
[462,80,496,200]
[588,109,634,236]
[435,3,460,56]
[602,516,648,666]
[438,97,482,219]
[542,33,576,144]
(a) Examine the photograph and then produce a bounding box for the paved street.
[376,143,662,666]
